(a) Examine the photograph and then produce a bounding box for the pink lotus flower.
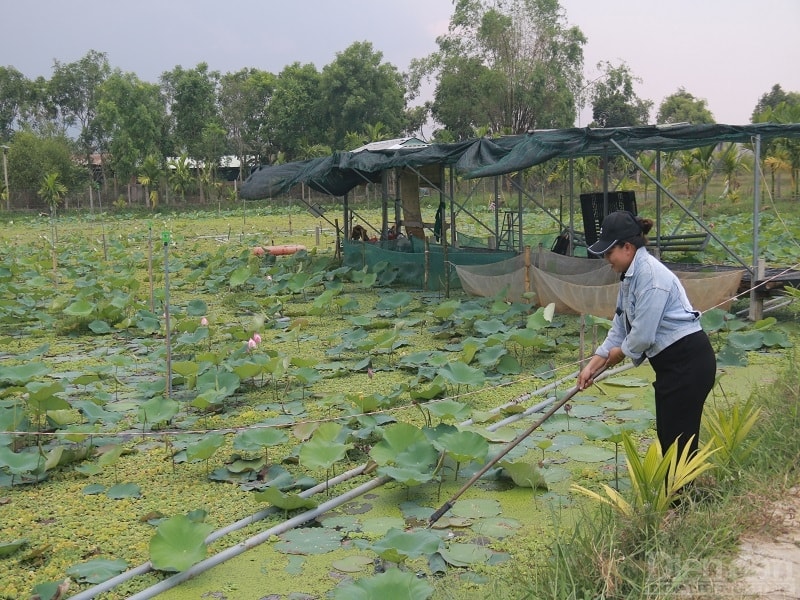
[367,367,375,379]
[252,333,262,344]
[247,338,258,351]
[200,317,209,326]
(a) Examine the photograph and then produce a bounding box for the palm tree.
[764,149,791,201]
[363,121,389,143]
[39,172,68,217]
[717,145,750,203]
[138,155,162,209]
[38,172,68,273]
[167,155,193,204]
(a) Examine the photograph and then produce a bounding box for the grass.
[509,355,800,599]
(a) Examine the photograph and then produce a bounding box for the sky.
[2,0,799,128]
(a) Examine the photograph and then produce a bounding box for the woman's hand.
[578,355,606,390]
[578,348,624,390]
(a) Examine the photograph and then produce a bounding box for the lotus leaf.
[0,538,27,558]
[274,527,342,555]
[138,396,179,425]
[439,542,495,567]
[437,361,485,388]
[377,465,435,486]
[583,421,617,441]
[717,344,747,366]
[149,514,214,572]
[761,330,792,347]
[700,308,726,332]
[728,330,765,350]
[409,377,447,400]
[566,403,604,418]
[25,381,69,412]
[233,427,288,453]
[0,362,50,385]
[451,498,501,519]
[252,486,318,511]
[471,516,522,538]
[63,299,95,318]
[66,558,128,583]
[0,446,43,475]
[601,376,650,387]
[229,265,253,288]
[107,482,141,499]
[497,460,547,489]
[426,399,471,422]
[333,566,434,600]
[299,422,350,471]
[370,423,437,469]
[331,555,374,573]
[527,303,556,328]
[369,527,441,563]
[432,299,461,319]
[562,444,615,462]
[375,291,412,312]
[88,320,112,333]
[186,434,225,462]
[476,345,507,368]
[435,430,489,465]
[473,318,507,335]
[186,299,208,316]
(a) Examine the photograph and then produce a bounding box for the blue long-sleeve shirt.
[596,247,702,366]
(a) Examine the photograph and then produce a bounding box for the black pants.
[648,330,716,459]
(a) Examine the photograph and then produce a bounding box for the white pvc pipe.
[67,464,369,600]
[486,363,634,431]
[459,369,580,427]
[125,475,391,600]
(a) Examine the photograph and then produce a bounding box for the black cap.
[587,211,642,255]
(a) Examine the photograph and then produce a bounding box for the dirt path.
[732,485,800,599]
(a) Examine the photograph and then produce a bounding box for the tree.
[160,63,221,160]
[755,101,800,198]
[590,61,652,128]
[39,171,68,216]
[96,70,168,202]
[268,62,324,161]
[403,104,430,139]
[656,88,715,125]
[0,66,28,140]
[751,84,800,123]
[319,42,406,150]
[8,131,83,197]
[138,154,163,209]
[410,0,585,139]
[167,155,193,203]
[218,68,275,177]
[48,50,110,159]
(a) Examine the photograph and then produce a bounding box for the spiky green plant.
[702,396,762,472]
[572,432,717,531]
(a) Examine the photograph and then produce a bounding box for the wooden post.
[524,245,531,297]
[748,259,766,321]
[424,236,430,291]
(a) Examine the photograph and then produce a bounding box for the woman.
[577,210,716,460]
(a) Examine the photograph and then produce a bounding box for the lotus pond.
[0,207,797,599]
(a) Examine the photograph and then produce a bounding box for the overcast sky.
[2,0,799,127]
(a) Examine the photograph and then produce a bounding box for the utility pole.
[1,145,9,210]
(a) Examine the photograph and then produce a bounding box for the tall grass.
[510,354,800,599]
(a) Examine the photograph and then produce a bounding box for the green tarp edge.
[241,123,800,200]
